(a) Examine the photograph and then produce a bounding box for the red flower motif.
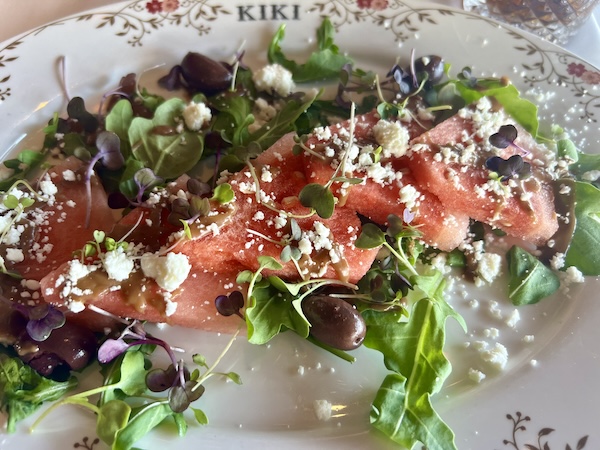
[162,0,179,12]
[581,70,600,85]
[146,0,162,14]
[567,62,587,77]
[357,0,373,9]
[371,0,389,10]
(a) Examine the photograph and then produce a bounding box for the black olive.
[302,295,366,350]
[179,52,232,95]
[19,319,98,378]
[414,55,444,86]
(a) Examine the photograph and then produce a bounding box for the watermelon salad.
[1,18,599,450]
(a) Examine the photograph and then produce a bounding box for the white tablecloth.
[1,1,599,67]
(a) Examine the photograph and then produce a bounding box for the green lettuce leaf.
[363,298,457,449]
[0,352,77,433]
[268,18,352,83]
[128,98,203,179]
[565,181,600,275]
[507,245,560,305]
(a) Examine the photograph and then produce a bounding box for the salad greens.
[1,15,599,450]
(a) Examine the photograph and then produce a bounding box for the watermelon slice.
[406,102,558,244]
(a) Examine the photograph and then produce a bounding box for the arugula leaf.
[454,82,539,137]
[128,98,204,179]
[571,153,600,187]
[245,278,310,344]
[0,352,77,433]
[268,18,352,83]
[211,94,255,148]
[363,299,457,449]
[507,245,560,305]
[564,181,600,275]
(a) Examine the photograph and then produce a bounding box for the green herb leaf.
[211,183,234,204]
[97,400,132,445]
[106,99,134,157]
[298,183,334,219]
[192,407,209,425]
[507,245,560,305]
[354,223,386,249]
[363,299,457,450]
[564,181,600,275]
[113,403,174,450]
[268,18,353,82]
[128,98,203,179]
[0,352,77,433]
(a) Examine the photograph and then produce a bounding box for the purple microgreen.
[97,338,131,364]
[489,124,518,149]
[57,56,70,103]
[97,89,130,116]
[489,124,530,157]
[146,366,177,393]
[168,381,205,413]
[84,131,124,227]
[409,48,418,88]
[187,178,211,197]
[158,65,183,91]
[485,155,532,182]
[24,304,66,342]
[66,97,99,133]
[215,291,245,319]
[133,168,163,204]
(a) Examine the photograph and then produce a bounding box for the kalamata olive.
[302,295,366,350]
[19,319,98,378]
[414,55,444,85]
[179,52,232,95]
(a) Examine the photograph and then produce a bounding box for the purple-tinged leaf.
[98,338,131,363]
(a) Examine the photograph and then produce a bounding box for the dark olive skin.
[302,295,366,351]
[180,52,232,95]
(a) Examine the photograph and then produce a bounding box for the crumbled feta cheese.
[39,179,58,196]
[480,342,508,370]
[252,64,295,96]
[62,170,76,181]
[372,119,410,158]
[183,101,212,131]
[103,247,135,282]
[313,399,332,421]
[141,252,191,291]
[477,252,502,284]
[5,248,24,263]
[468,368,486,383]
[563,266,585,284]
[505,309,520,329]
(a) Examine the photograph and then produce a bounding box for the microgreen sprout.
[84,131,124,228]
[355,214,420,278]
[489,124,529,156]
[79,229,129,261]
[0,293,66,342]
[214,291,245,319]
[485,155,532,182]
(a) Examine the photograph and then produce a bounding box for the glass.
[463,0,600,44]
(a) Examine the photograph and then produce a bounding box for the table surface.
[1,0,599,67]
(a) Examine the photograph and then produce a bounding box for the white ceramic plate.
[1,1,599,449]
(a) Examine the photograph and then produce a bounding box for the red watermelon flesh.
[301,111,470,251]
[406,108,558,245]
[6,157,117,281]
